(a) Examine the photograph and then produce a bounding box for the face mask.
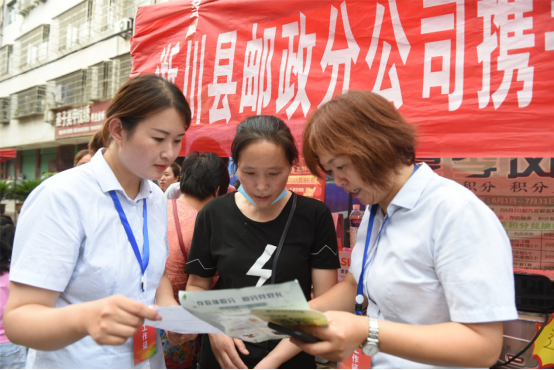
[237,185,288,205]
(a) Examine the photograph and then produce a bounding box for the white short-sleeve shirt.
[10,150,169,369]
[349,163,517,369]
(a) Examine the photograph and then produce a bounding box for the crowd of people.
[0,75,516,369]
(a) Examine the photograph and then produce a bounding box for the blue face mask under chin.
[237,185,289,205]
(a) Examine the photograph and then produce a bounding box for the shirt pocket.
[62,230,120,303]
[384,278,450,324]
[64,261,118,303]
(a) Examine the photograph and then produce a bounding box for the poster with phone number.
[419,157,554,271]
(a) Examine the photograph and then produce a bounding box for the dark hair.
[101,74,191,146]
[74,149,92,166]
[88,130,104,153]
[180,152,230,201]
[303,90,417,191]
[168,162,181,178]
[0,215,15,275]
[231,115,299,171]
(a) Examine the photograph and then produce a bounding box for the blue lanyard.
[109,190,149,293]
[354,165,418,315]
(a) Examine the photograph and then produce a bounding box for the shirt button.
[132,206,137,212]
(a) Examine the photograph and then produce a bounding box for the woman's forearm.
[185,274,212,291]
[5,300,90,351]
[292,312,503,368]
[155,270,179,306]
[309,272,358,313]
[379,320,503,367]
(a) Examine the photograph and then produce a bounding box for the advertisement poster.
[421,157,554,271]
[286,159,326,202]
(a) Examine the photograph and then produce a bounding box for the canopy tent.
[0,149,16,163]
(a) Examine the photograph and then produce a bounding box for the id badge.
[339,349,372,369]
[133,325,157,365]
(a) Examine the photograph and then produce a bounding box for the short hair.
[74,149,92,166]
[88,130,104,153]
[101,74,191,147]
[231,115,299,171]
[303,90,417,191]
[168,162,181,178]
[180,152,230,201]
[0,215,14,274]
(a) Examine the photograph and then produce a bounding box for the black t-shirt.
[186,192,340,368]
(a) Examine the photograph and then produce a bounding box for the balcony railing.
[0,98,10,123]
[54,0,94,53]
[0,45,13,78]
[11,86,47,118]
[86,61,114,101]
[112,52,132,91]
[15,25,50,71]
[47,70,88,109]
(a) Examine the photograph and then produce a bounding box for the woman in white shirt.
[258,90,517,369]
[4,74,192,368]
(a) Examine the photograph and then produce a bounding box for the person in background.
[0,215,26,369]
[260,90,517,369]
[159,163,181,193]
[165,158,236,200]
[4,74,193,368]
[161,152,229,369]
[74,149,93,167]
[185,115,340,369]
[88,129,105,154]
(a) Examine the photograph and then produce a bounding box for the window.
[7,1,16,25]
[111,52,131,89]
[97,0,135,33]
[10,86,47,118]
[86,61,113,101]
[0,45,13,77]
[0,98,10,123]
[47,70,87,108]
[16,25,50,70]
[54,1,94,52]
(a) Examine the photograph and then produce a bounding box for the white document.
[144,306,223,335]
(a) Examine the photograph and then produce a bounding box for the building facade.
[0,0,173,179]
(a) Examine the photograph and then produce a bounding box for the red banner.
[130,0,554,158]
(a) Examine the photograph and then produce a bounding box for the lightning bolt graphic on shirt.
[246,244,277,287]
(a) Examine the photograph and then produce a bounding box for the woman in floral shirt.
[161,152,229,368]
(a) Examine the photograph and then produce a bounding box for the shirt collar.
[91,149,152,201]
[387,162,433,215]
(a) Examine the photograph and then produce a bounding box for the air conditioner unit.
[18,0,36,14]
[44,108,54,124]
[117,18,133,33]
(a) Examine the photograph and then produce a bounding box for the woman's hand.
[166,332,197,346]
[83,294,162,346]
[208,333,250,369]
[289,311,367,362]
